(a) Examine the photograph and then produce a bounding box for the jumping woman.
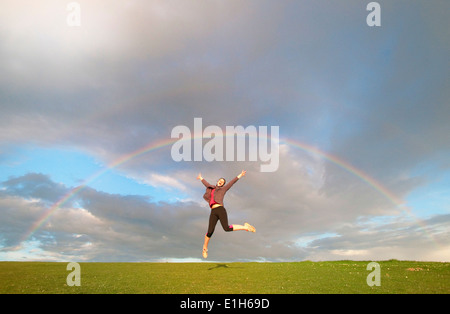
[197,170,256,259]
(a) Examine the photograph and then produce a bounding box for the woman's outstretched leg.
[231,223,256,232]
[203,223,255,259]
[216,206,255,233]
[202,206,255,259]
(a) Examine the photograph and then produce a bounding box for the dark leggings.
[206,206,233,238]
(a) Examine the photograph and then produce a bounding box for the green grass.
[0,260,448,294]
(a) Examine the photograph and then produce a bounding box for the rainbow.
[19,134,430,247]
[283,139,443,248]
[282,138,405,206]
[19,137,176,244]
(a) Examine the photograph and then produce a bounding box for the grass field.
[0,260,448,294]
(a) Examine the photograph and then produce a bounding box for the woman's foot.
[202,247,208,259]
[245,222,256,232]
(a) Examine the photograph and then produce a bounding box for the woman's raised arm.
[237,170,246,179]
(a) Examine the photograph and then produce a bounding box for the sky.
[0,0,449,262]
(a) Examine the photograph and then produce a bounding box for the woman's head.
[217,178,226,187]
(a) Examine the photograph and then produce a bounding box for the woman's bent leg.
[231,223,256,232]
[217,207,255,233]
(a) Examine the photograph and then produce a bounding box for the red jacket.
[201,177,239,207]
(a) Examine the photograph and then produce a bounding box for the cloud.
[0,173,206,261]
[305,214,450,262]
[2,146,449,262]
[0,1,449,262]
[2,173,69,204]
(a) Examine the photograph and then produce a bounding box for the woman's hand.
[197,173,203,180]
[237,170,246,179]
